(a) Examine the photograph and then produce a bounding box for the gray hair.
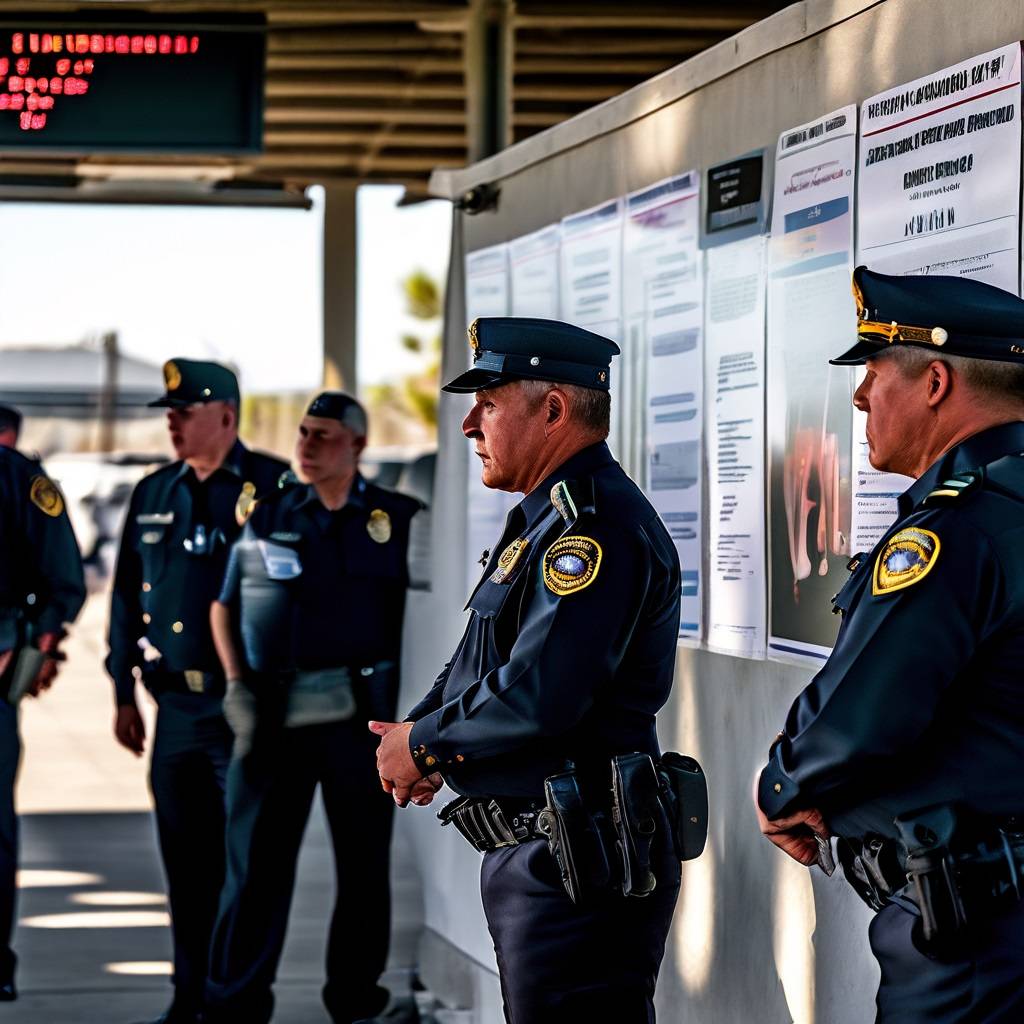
[518,379,611,436]
[882,346,1024,408]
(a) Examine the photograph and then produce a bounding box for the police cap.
[831,265,1024,366]
[305,391,368,436]
[148,358,240,408]
[442,317,620,394]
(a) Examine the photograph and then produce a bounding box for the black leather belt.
[438,796,545,852]
[147,669,225,697]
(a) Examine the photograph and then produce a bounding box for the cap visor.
[441,368,512,394]
[146,395,191,408]
[828,340,886,366]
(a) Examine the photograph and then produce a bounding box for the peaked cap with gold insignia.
[831,266,1024,366]
[148,358,241,408]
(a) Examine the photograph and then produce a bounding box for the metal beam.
[464,0,514,162]
[268,30,461,52]
[266,79,465,100]
[267,53,464,73]
[255,152,461,172]
[265,128,467,148]
[264,106,467,125]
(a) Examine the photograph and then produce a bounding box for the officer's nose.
[853,376,870,412]
[462,404,483,439]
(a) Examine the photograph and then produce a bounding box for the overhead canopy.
[0,0,795,200]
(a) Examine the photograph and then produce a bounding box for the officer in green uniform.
[106,359,287,1024]
[203,392,421,1024]
[0,446,84,1000]
[757,268,1024,1023]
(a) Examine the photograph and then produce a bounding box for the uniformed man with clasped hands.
[106,359,287,1024]
[0,446,84,1002]
[373,318,684,1023]
[756,267,1024,1022]
[203,392,421,1024]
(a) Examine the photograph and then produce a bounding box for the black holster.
[656,751,708,861]
[536,770,612,904]
[611,753,661,897]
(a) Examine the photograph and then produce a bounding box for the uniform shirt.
[106,440,288,705]
[759,421,1024,838]
[0,448,85,651]
[406,442,681,800]
[218,474,421,672]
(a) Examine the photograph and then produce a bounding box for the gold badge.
[367,509,392,544]
[490,537,530,584]
[29,475,63,517]
[542,535,602,596]
[872,527,940,595]
[235,481,257,526]
[164,360,182,391]
[468,318,480,359]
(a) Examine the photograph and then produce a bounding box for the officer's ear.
[544,388,571,432]
[925,360,953,408]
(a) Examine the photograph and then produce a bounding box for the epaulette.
[549,477,596,526]
[922,469,982,507]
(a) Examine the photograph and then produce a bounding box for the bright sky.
[0,183,451,394]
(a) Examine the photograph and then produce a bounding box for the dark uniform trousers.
[206,715,393,1024]
[870,902,1024,1024]
[0,701,18,983]
[481,837,680,1024]
[150,692,233,1009]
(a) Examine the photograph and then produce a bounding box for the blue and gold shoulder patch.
[872,527,940,595]
[543,535,601,596]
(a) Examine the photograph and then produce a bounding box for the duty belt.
[438,796,545,852]
[146,668,225,697]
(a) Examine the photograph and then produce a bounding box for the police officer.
[373,319,684,1022]
[756,267,1024,1022]
[106,359,287,1024]
[0,446,84,1000]
[203,392,421,1024]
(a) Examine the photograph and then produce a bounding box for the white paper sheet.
[560,198,623,326]
[766,106,858,663]
[853,44,1022,549]
[624,173,704,643]
[705,235,768,659]
[463,243,517,595]
[510,225,560,318]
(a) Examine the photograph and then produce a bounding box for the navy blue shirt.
[218,474,421,672]
[406,442,681,800]
[106,440,288,705]
[759,421,1024,838]
[0,448,85,649]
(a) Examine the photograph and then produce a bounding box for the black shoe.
[0,978,15,1002]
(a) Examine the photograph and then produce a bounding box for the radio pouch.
[657,751,709,862]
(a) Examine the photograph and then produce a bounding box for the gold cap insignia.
[367,508,392,544]
[490,537,530,584]
[164,360,182,391]
[542,535,602,596]
[468,318,480,360]
[29,475,63,517]
[235,481,257,526]
[873,527,940,595]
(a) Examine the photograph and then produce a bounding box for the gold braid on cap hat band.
[852,276,948,348]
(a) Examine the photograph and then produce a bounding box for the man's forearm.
[210,601,245,680]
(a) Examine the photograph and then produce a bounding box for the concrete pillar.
[322,182,358,392]
[464,0,515,163]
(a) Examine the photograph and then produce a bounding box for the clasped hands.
[368,720,443,808]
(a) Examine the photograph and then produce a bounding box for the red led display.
[0,31,200,131]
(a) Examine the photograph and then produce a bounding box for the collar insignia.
[490,537,530,584]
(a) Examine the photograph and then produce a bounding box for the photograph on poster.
[624,173,703,642]
[767,105,858,662]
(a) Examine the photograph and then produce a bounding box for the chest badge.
[235,481,257,526]
[490,537,530,584]
[543,535,602,596]
[29,475,63,517]
[872,527,940,596]
[367,508,392,544]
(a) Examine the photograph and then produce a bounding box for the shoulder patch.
[543,535,602,596]
[29,474,63,517]
[872,527,940,596]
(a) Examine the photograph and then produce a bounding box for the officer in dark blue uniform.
[757,267,1024,1023]
[373,319,686,1023]
[0,447,84,1001]
[203,392,421,1024]
[106,359,287,1024]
